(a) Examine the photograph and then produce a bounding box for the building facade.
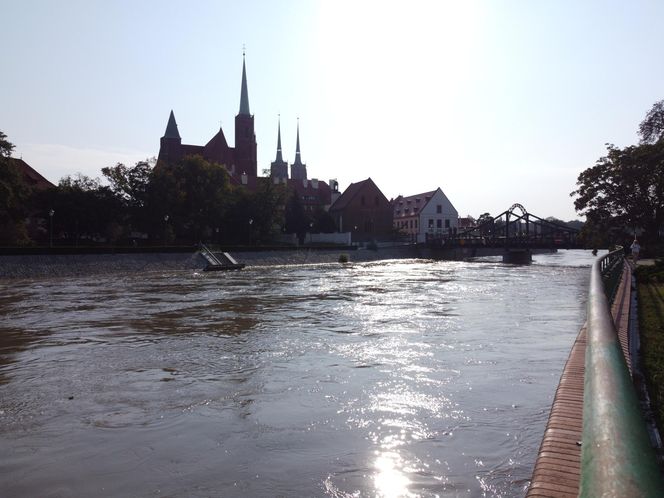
[393,188,458,243]
[156,54,257,179]
[329,178,393,242]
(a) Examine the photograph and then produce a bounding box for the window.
[436,219,442,229]
[415,219,418,228]
[361,195,366,206]
[436,205,442,214]
[445,219,450,228]
[428,219,434,228]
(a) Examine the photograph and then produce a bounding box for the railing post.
[580,249,664,497]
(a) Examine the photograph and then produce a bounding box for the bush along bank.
[635,259,664,437]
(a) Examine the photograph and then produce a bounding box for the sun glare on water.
[374,450,413,498]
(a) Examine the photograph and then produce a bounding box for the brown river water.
[0,251,599,497]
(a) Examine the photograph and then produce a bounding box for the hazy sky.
[2,0,663,220]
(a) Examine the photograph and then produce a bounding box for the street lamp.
[248,218,253,246]
[49,209,55,248]
[163,215,169,244]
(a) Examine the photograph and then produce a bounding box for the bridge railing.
[580,248,664,497]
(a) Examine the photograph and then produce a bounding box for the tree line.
[0,133,335,247]
[572,100,664,250]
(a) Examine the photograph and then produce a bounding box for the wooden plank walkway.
[526,262,632,497]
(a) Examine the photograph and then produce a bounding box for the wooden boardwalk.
[526,262,632,497]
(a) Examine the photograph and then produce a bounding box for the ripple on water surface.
[0,251,594,496]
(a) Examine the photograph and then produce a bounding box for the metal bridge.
[425,204,580,262]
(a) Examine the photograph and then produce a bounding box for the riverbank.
[0,245,421,279]
[635,260,664,436]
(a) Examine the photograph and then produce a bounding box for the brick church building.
[155,54,257,179]
[155,54,335,211]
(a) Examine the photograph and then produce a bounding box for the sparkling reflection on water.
[0,251,598,497]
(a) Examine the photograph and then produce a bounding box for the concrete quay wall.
[0,245,422,279]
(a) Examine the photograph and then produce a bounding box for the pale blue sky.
[2,0,663,220]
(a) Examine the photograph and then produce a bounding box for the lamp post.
[248,218,253,246]
[49,209,55,248]
[164,215,169,245]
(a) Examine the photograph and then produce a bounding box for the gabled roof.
[10,158,55,190]
[205,127,229,150]
[394,189,436,215]
[393,187,458,218]
[329,178,385,212]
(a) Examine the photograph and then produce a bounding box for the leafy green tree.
[0,131,31,245]
[312,208,337,233]
[284,191,310,243]
[571,141,664,242]
[102,159,153,207]
[246,179,287,244]
[475,212,494,236]
[148,155,230,243]
[0,131,15,158]
[640,100,664,145]
[43,174,124,245]
[102,159,154,234]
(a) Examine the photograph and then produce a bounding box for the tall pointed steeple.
[270,115,288,180]
[293,119,302,166]
[235,49,257,177]
[238,51,250,116]
[290,118,308,180]
[163,110,180,139]
[275,116,284,162]
[157,109,183,169]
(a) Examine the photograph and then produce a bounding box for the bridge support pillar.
[503,248,532,264]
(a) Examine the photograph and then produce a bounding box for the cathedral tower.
[157,110,182,167]
[270,116,289,180]
[234,53,257,177]
[290,120,307,180]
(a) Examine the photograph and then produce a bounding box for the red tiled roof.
[393,189,437,217]
[10,158,55,190]
[329,178,382,212]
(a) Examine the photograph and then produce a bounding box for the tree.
[0,131,15,158]
[476,212,494,236]
[640,100,664,145]
[0,131,31,245]
[41,174,124,245]
[102,159,154,234]
[571,141,664,242]
[284,191,310,244]
[312,208,337,233]
[148,155,230,243]
[102,159,153,208]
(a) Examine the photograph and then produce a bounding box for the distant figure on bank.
[631,238,641,264]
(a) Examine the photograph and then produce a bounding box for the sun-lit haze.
[2,0,663,220]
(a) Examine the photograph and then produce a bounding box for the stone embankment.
[0,246,421,279]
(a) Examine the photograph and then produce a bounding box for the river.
[0,250,600,497]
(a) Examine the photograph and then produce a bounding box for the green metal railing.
[580,248,664,497]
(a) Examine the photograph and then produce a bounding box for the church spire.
[163,110,180,139]
[238,51,250,116]
[293,118,302,166]
[275,115,284,162]
[290,118,307,180]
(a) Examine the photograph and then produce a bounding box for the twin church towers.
[156,53,307,182]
